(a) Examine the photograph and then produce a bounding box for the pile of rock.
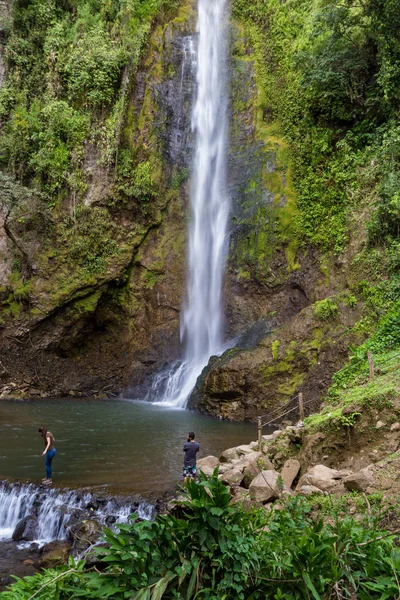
[197,430,381,509]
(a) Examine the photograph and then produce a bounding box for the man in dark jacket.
[183,431,200,482]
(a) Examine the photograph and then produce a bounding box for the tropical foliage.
[0,0,178,196]
[3,471,400,599]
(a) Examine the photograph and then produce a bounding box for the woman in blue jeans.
[38,427,56,485]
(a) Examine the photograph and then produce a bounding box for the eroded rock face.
[189,302,362,421]
[0,7,197,398]
[0,0,368,405]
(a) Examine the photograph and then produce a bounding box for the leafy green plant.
[3,472,400,600]
[313,298,340,321]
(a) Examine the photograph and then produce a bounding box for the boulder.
[249,470,281,503]
[197,456,219,470]
[234,451,270,472]
[298,485,324,496]
[12,515,38,542]
[343,467,374,493]
[68,519,102,554]
[220,468,244,486]
[218,464,231,474]
[249,441,259,450]
[197,456,219,476]
[281,459,301,489]
[242,455,274,489]
[297,465,343,493]
[39,541,72,568]
[236,445,254,456]
[220,447,239,463]
[391,422,400,432]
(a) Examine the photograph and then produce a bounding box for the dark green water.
[0,399,255,495]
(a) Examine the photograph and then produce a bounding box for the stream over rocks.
[0,480,154,546]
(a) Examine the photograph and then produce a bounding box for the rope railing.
[353,349,400,382]
[370,350,400,369]
[255,393,300,423]
[256,392,318,449]
[254,349,400,448]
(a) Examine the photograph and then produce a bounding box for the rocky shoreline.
[196,422,400,511]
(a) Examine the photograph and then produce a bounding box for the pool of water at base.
[0,398,256,496]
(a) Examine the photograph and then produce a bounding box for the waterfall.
[0,481,154,545]
[148,0,230,408]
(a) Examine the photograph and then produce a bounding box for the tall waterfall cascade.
[149,0,230,408]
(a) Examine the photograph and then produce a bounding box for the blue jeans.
[45,449,56,478]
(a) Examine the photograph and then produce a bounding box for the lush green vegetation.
[3,471,400,600]
[0,0,179,198]
[233,0,400,255]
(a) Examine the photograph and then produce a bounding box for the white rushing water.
[0,481,154,546]
[149,0,230,408]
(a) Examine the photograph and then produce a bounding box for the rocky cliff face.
[0,3,197,397]
[0,1,367,414]
[188,19,371,420]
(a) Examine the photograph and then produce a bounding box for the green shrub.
[313,297,340,320]
[3,471,400,599]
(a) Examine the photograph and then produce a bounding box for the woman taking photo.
[38,426,56,485]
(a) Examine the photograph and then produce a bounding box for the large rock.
[197,456,219,476]
[234,451,262,471]
[343,467,374,493]
[281,459,301,489]
[39,541,72,568]
[236,445,254,456]
[197,456,219,470]
[220,447,240,463]
[220,468,244,486]
[297,465,343,493]
[242,454,274,489]
[68,519,102,554]
[249,470,281,503]
[12,515,38,542]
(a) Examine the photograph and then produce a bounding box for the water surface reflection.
[0,399,255,495]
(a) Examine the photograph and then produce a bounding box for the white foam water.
[148,0,230,408]
[0,481,154,547]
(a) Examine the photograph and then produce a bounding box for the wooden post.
[298,392,304,422]
[257,416,262,450]
[367,351,374,381]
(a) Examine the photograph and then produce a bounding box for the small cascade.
[148,0,230,408]
[0,481,154,546]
